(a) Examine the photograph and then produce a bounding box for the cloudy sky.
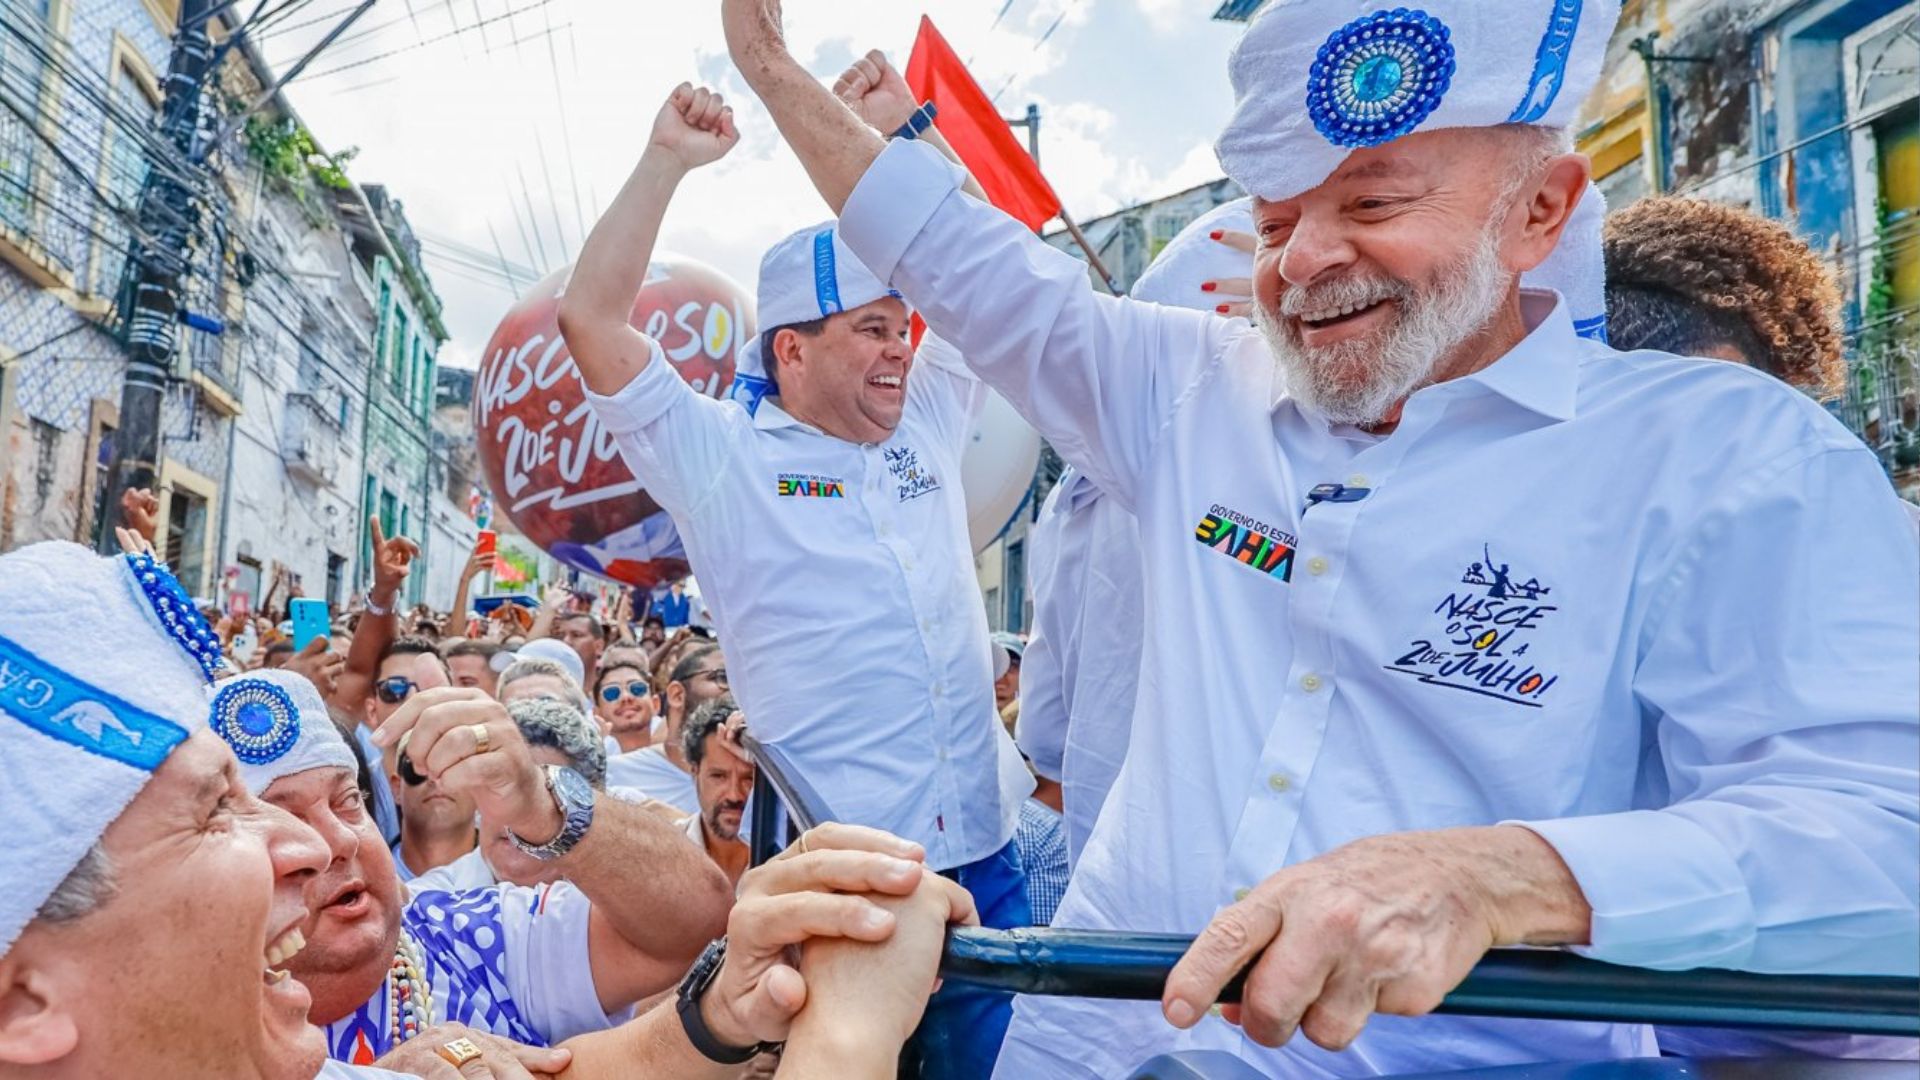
[264,0,1249,369]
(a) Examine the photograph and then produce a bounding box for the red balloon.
[473,256,756,587]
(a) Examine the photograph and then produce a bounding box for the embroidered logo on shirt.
[1384,544,1561,707]
[884,446,941,502]
[1194,503,1296,581]
[776,473,846,498]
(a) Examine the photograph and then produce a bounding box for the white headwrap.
[0,543,221,953]
[1131,187,1611,341]
[726,222,913,415]
[1216,0,1619,203]
[208,668,359,795]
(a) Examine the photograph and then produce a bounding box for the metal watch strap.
[676,938,779,1064]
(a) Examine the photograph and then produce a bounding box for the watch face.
[553,766,593,808]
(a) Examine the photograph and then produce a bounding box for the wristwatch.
[507,765,595,860]
[677,938,781,1064]
[893,100,938,141]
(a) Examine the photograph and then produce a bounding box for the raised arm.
[831,49,987,204]
[724,2,879,214]
[447,540,491,632]
[557,84,738,397]
[726,0,1227,503]
[332,514,415,712]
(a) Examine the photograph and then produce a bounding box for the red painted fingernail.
[1216,304,1231,314]
[1200,282,1218,293]
[1208,230,1223,240]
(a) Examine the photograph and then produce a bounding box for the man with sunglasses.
[595,658,659,758]
[606,644,727,813]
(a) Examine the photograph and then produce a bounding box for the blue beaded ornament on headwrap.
[210,679,301,765]
[1306,8,1457,149]
[122,551,226,682]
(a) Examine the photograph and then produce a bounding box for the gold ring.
[468,723,492,754]
[798,830,811,855]
[435,1037,483,1067]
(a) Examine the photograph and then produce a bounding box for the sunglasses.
[374,676,417,705]
[396,732,426,787]
[600,681,651,703]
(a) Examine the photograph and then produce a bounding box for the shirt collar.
[1456,289,1581,424]
[752,396,810,433]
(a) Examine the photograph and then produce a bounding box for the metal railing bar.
[939,929,1920,1037]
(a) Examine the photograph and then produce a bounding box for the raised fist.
[833,49,918,132]
[650,83,739,172]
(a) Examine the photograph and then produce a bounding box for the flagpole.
[1057,210,1120,295]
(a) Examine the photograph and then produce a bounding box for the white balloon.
[962,389,1042,554]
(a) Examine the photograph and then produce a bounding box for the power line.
[294,0,558,80]
[514,160,550,269]
[991,0,1085,104]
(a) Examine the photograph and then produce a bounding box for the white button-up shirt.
[840,139,1920,1078]
[1016,468,1144,868]
[584,336,1032,870]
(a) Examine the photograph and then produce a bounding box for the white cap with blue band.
[0,542,218,954]
[209,668,360,796]
[1216,0,1620,204]
[731,222,911,414]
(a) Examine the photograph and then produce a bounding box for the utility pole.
[1005,102,1120,294]
[107,0,215,543]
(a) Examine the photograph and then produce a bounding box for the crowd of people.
[6,0,1918,1078]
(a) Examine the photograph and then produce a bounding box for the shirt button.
[1348,473,1370,487]
[1306,556,1329,576]
[1267,773,1291,793]
[1300,673,1323,692]
[1232,887,1251,902]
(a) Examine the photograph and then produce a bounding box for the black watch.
[676,938,781,1064]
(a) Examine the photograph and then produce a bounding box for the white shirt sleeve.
[497,882,635,1043]
[840,139,1235,510]
[581,339,746,519]
[1519,444,1920,975]
[1015,480,1074,781]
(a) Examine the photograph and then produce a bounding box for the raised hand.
[833,49,917,132]
[119,487,160,545]
[368,515,419,604]
[649,83,738,172]
[371,688,564,848]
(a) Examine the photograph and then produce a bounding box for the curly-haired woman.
[1604,195,1847,398]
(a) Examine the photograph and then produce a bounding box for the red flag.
[905,16,1062,232]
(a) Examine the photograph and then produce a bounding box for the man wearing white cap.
[0,542,354,1079]
[562,78,1034,1077]
[725,0,1920,1075]
[209,660,736,1069]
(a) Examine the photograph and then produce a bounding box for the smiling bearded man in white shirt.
[722,0,1920,1076]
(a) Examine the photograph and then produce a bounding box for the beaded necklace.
[386,930,434,1049]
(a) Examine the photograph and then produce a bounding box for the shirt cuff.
[1508,810,1756,970]
[580,339,685,436]
[839,138,967,285]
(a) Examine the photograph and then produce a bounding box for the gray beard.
[1256,223,1511,426]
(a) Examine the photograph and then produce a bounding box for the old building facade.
[0,0,466,608]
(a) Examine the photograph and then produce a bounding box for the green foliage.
[242,116,358,194]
